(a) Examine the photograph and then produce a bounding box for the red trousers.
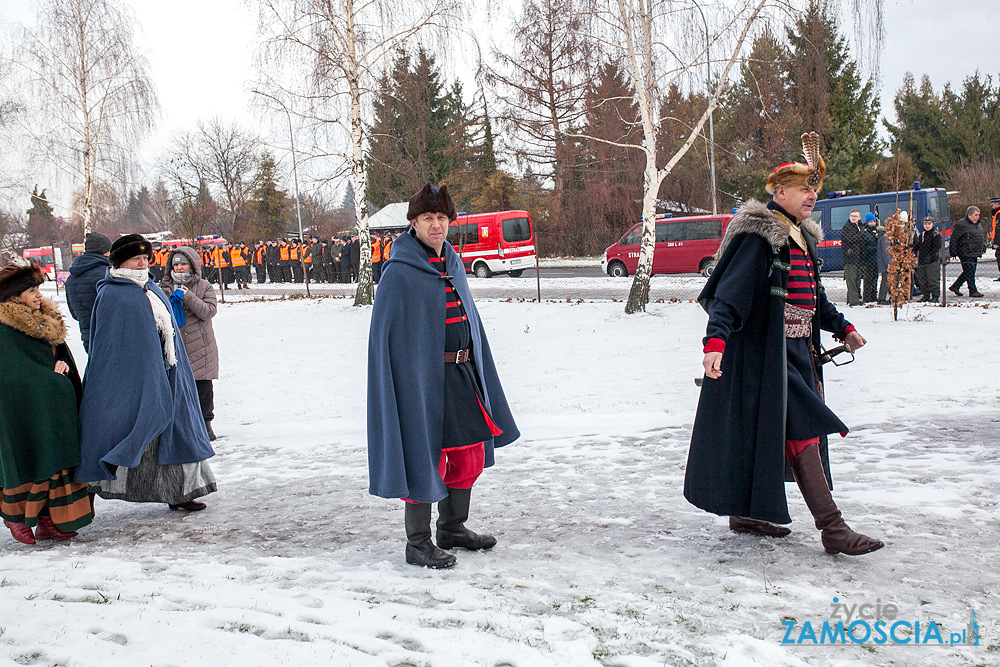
[785,437,819,462]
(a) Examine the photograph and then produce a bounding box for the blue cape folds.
[75,274,214,482]
[367,232,519,503]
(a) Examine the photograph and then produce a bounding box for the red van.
[602,214,733,277]
[448,210,536,278]
[22,246,58,279]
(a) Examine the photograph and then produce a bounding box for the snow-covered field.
[2,287,998,666]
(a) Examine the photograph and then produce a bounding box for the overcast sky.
[1,0,997,206]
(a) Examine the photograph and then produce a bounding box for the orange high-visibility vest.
[255,245,265,264]
[230,247,247,267]
[382,238,392,261]
[211,246,229,268]
[303,246,312,264]
[289,245,299,261]
[371,237,382,263]
[279,246,290,261]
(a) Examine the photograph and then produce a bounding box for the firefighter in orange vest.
[230,243,249,289]
[211,244,231,287]
[289,240,302,283]
[253,242,267,284]
[371,234,383,284]
[278,239,291,282]
[990,198,1000,278]
[382,233,394,264]
[201,247,215,284]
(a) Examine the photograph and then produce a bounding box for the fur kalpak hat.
[109,233,154,268]
[0,264,44,303]
[407,182,457,222]
[765,132,826,194]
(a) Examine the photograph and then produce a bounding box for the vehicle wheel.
[508,269,524,277]
[607,261,628,278]
[474,262,492,279]
[699,258,715,278]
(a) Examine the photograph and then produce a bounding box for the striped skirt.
[1,469,94,532]
[89,436,216,504]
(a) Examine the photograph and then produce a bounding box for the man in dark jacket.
[860,212,880,302]
[840,209,865,305]
[64,232,112,353]
[367,183,519,569]
[685,132,883,556]
[948,206,985,297]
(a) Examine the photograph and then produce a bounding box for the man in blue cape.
[685,133,883,556]
[368,183,519,569]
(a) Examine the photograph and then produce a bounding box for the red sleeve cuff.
[703,338,726,354]
[843,324,857,336]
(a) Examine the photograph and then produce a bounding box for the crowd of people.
[840,199,998,304]
[1,232,219,545]
[146,232,405,289]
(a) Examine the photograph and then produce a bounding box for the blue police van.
[808,186,952,271]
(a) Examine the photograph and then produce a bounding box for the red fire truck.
[447,210,536,278]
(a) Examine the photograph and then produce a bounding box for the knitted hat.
[864,212,877,223]
[766,132,826,194]
[407,182,457,222]
[109,233,154,268]
[0,264,44,303]
[171,252,191,266]
[84,232,113,254]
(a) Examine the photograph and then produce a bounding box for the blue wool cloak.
[367,231,519,503]
[75,274,214,482]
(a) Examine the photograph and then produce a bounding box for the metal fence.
[220,255,1000,305]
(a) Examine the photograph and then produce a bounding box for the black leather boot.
[729,516,791,537]
[205,421,217,442]
[436,487,497,551]
[791,444,884,555]
[405,502,456,569]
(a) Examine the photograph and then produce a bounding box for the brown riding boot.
[729,516,791,537]
[790,444,884,555]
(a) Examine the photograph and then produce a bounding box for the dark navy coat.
[685,201,851,525]
[64,252,110,352]
[75,274,214,482]
[367,231,519,503]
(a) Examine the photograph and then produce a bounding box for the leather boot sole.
[729,516,791,538]
[405,543,457,569]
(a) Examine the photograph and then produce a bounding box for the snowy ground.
[2,287,998,666]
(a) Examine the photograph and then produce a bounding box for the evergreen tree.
[365,48,479,210]
[248,152,288,239]
[26,184,59,245]
[786,1,882,191]
[341,181,358,228]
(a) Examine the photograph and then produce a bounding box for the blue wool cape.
[75,274,214,482]
[367,231,519,503]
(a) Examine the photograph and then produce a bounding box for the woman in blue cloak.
[76,234,216,512]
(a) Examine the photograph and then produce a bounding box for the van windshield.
[502,217,531,243]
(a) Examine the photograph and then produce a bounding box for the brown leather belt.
[444,348,471,364]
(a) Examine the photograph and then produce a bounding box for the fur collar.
[716,200,824,259]
[0,297,67,345]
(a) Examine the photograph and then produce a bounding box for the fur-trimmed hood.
[716,200,823,260]
[0,297,67,345]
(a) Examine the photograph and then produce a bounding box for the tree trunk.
[347,0,373,307]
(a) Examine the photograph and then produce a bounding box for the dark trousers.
[844,264,862,305]
[196,380,214,423]
[860,265,878,302]
[255,265,266,283]
[915,262,940,299]
[951,259,978,293]
[372,262,382,284]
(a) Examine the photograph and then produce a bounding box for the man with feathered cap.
[684,133,883,556]
[367,183,519,569]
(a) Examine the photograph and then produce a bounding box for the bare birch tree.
[576,0,882,313]
[253,0,459,306]
[11,0,158,235]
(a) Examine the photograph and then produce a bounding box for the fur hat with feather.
[765,132,826,194]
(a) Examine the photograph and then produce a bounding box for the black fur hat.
[0,264,44,303]
[407,182,457,222]
[109,233,154,268]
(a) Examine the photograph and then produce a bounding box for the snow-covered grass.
[2,289,998,666]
